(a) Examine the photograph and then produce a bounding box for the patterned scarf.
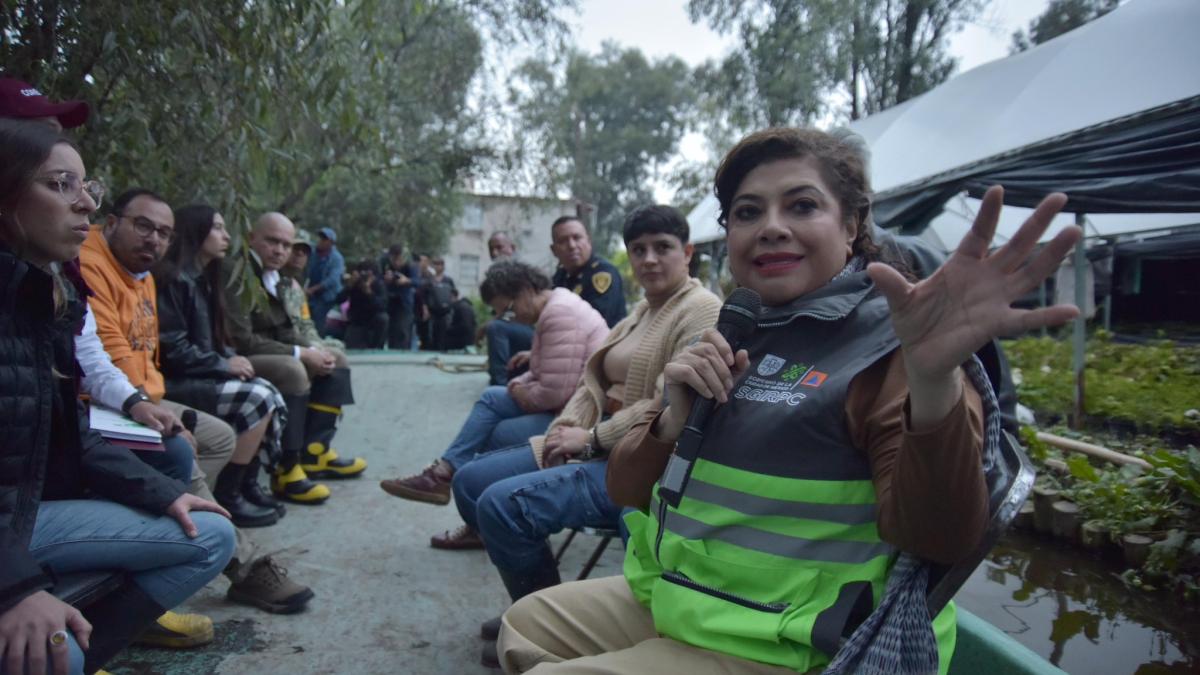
[823,354,1003,675]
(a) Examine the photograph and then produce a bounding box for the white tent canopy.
[688,0,1200,245]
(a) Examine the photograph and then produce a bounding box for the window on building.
[462,203,483,232]
[460,254,481,286]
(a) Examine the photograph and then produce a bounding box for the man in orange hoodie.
[81,187,314,616]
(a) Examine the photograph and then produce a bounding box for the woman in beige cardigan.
[451,206,721,655]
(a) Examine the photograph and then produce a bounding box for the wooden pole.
[1034,431,1152,470]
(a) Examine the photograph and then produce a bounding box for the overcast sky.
[569,0,1052,71]
[561,0,1054,179]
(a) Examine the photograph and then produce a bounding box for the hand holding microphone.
[658,289,760,508]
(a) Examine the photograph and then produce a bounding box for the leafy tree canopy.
[1,0,573,259]
[687,0,984,125]
[1011,0,1119,53]
[509,44,694,248]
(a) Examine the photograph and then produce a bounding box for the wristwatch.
[121,390,152,415]
[579,427,605,461]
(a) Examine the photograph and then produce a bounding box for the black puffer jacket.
[156,265,236,412]
[0,250,185,614]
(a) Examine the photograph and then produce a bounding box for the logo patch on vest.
[757,354,785,376]
[736,355,827,405]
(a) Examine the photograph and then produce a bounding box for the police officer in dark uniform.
[548,216,627,328]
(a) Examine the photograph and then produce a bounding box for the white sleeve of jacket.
[76,301,140,409]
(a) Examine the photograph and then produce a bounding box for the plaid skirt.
[214,376,286,461]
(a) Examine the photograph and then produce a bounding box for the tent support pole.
[1072,213,1087,429]
[1038,281,1048,337]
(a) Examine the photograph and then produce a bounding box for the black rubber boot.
[82,580,168,674]
[271,394,330,504]
[241,456,286,517]
[301,371,366,478]
[496,558,562,603]
[214,462,279,528]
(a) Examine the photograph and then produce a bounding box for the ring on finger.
[49,630,69,647]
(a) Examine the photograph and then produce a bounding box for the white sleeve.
[76,301,140,409]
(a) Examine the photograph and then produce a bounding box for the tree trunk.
[895,0,923,104]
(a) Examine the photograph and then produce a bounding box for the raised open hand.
[867,186,1082,392]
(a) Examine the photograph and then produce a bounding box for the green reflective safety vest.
[623,272,957,673]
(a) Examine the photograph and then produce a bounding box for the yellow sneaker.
[271,464,331,504]
[300,442,367,479]
[134,610,214,648]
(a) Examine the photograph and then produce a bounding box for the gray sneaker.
[227,556,315,614]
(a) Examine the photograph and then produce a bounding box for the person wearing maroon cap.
[0,76,90,131]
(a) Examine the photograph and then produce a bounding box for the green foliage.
[1010,0,1119,53]
[1144,448,1200,504]
[510,44,694,248]
[687,0,984,125]
[1005,336,1200,434]
[1019,424,1050,462]
[1037,427,1200,598]
[2,0,573,254]
[1061,460,1181,539]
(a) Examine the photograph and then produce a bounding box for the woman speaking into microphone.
[494,127,1083,675]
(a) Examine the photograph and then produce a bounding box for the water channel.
[956,530,1200,674]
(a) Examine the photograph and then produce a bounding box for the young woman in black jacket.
[153,204,289,527]
[0,119,235,675]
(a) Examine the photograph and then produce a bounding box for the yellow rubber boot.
[134,610,214,648]
[271,464,331,504]
[300,442,367,479]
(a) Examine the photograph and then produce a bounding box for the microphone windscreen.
[181,409,198,434]
[718,287,761,346]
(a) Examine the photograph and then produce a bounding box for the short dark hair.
[550,215,587,237]
[622,204,689,245]
[480,260,552,303]
[354,259,379,275]
[111,187,167,216]
[387,243,405,256]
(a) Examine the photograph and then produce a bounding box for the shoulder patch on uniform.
[592,271,612,294]
[573,284,584,295]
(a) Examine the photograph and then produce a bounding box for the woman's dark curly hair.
[713,127,883,264]
[479,260,552,303]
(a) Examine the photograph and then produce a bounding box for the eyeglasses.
[117,215,175,243]
[38,172,105,209]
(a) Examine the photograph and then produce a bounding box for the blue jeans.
[133,434,195,484]
[8,500,234,675]
[310,298,334,336]
[451,445,621,574]
[486,320,534,385]
[441,386,554,470]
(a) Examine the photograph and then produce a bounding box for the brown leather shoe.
[380,460,452,505]
[430,524,484,550]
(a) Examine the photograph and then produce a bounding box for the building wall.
[443,193,577,298]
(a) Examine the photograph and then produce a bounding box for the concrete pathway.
[108,352,624,675]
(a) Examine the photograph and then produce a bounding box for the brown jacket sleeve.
[849,351,988,565]
[607,405,672,510]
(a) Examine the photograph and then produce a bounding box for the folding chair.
[554,526,621,580]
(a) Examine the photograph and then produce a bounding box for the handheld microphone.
[181,409,198,435]
[658,288,761,508]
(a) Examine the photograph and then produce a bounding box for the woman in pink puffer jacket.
[380,260,611,542]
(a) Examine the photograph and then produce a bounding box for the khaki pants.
[248,350,349,396]
[498,575,798,675]
[159,399,257,573]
